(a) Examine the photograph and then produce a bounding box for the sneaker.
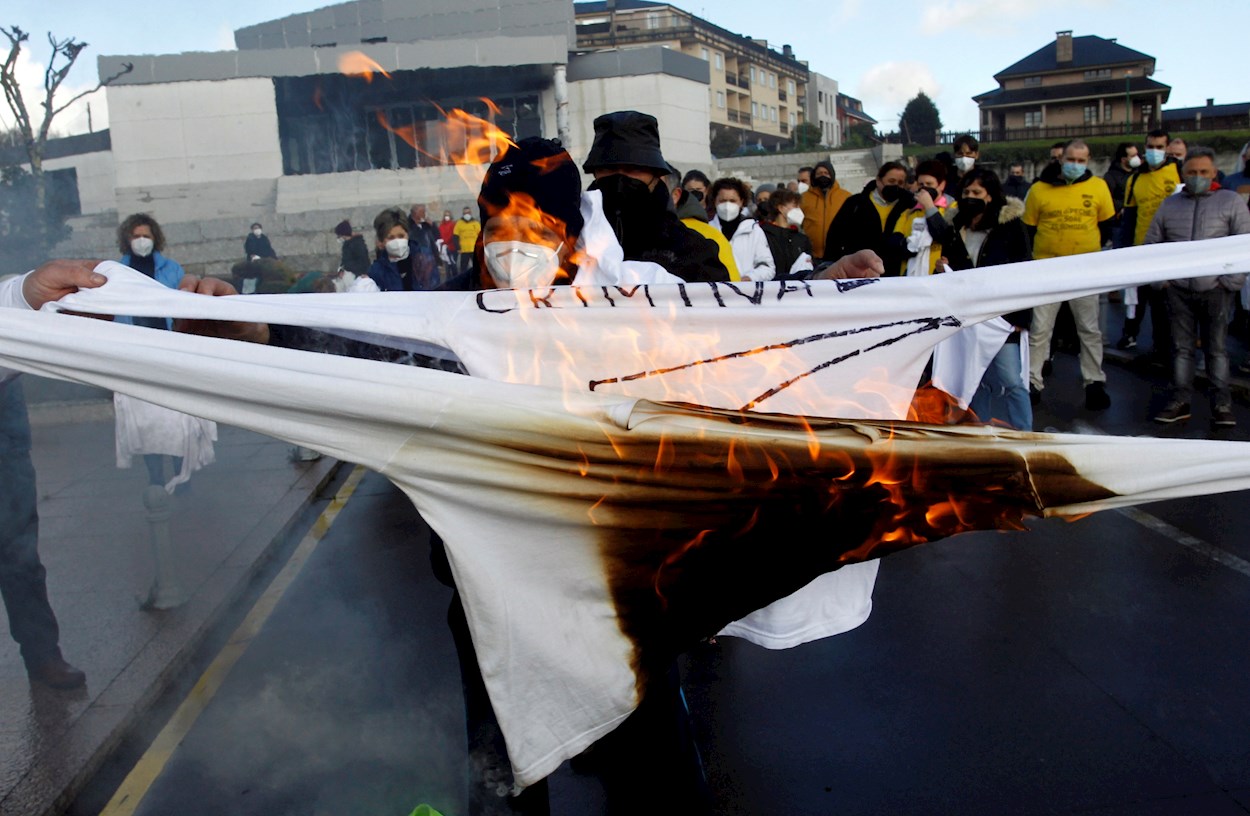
[1084,382,1111,411]
[1153,402,1191,424]
[1212,406,1237,428]
[1114,336,1137,350]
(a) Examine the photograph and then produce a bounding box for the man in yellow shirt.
[1115,129,1182,353]
[1023,139,1116,411]
[452,206,482,275]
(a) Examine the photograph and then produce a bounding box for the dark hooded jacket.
[823,180,914,264]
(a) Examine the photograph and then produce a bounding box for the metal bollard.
[138,484,187,610]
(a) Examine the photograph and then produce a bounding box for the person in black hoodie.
[823,161,913,267]
[582,111,728,284]
[756,189,814,280]
[943,168,1034,429]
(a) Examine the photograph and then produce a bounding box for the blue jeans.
[0,379,63,666]
[1166,287,1233,408]
[970,339,1033,431]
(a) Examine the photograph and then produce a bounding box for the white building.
[806,72,840,148]
[45,0,715,276]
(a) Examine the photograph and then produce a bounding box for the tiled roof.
[996,35,1153,79]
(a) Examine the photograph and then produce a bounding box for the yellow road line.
[99,464,368,816]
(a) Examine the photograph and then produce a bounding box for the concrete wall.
[566,73,713,174]
[715,145,903,193]
[42,150,116,216]
[108,78,283,222]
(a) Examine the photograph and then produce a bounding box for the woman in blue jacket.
[117,213,188,485]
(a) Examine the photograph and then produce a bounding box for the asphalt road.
[68,350,1250,816]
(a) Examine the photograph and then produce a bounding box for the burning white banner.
[2,235,1250,786]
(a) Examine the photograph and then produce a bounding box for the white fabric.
[113,393,217,492]
[347,274,380,294]
[331,270,357,293]
[709,215,776,281]
[789,251,814,278]
[931,318,1015,409]
[904,214,935,277]
[5,234,1250,788]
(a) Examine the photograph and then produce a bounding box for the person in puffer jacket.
[708,176,775,281]
[1146,146,1250,428]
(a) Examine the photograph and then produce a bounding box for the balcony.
[727,110,752,125]
[780,122,788,134]
[724,72,750,91]
[778,89,787,102]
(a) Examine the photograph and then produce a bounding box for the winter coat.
[943,196,1033,331]
[244,233,277,260]
[799,180,851,258]
[758,221,813,280]
[117,251,185,329]
[709,215,775,281]
[823,181,914,265]
[1146,187,1250,292]
[1102,163,1133,216]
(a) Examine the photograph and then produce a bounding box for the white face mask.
[716,201,741,222]
[252,228,263,237]
[1127,155,1142,169]
[483,241,562,289]
[462,213,472,221]
[796,182,810,195]
[785,206,805,227]
[385,237,410,260]
[954,156,976,173]
[130,236,154,257]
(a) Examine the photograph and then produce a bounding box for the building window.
[714,53,722,70]
[1141,103,1153,123]
[789,112,796,127]
[717,90,725,108]
[752,101,759,118]
[818,91,823,104]
[1104,103,1113,122]
[1023,76,1042,86]
[769,73,776,89]
[787,79,795,95]
[749,66,756,83]
[1083,68,1112,80]
[772,106,778,122]
[645,12,663,29]
[1023,109,1043,127]
[1083,104,1098,124]
[700,47,708,61]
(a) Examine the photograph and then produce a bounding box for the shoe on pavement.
[1212,406,1237,428]
[1153,402,1191,424]
[27,657,87,690]
[1084,382,1111,411]
[1114,336,1137,350]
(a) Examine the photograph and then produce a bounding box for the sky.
[4,0,1249,140]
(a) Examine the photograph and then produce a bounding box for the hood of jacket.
[675,193,710,222]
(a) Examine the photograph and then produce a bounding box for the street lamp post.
[1124,69,1132,134]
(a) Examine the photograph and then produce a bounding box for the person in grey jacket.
[1146,146,1250,427]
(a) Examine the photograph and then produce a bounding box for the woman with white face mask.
[708,177,775,282]
[118,213,185,320]
[366,208,433,291]
[755,189,814,280]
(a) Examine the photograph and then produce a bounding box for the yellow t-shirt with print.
[1022,176,1114,260]
[1125,163,1181,246]
[453,218,482,253]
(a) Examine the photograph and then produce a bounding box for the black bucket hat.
[582,110,670,174]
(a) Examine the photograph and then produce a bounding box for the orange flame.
[338,51,391,82]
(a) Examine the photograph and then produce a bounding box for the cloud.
[855,61,942,127]
[0,42,108,139]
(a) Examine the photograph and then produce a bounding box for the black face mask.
[813,175,834,190]
[879,184,905,203]
[589,174,669,254]
[958,198,988,220]
[921,186,941,201]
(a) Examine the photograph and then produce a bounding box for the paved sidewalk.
[0,377,340,816]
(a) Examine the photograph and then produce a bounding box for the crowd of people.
[6,109,1250,815]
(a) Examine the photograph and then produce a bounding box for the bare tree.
[0,25,132,246]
